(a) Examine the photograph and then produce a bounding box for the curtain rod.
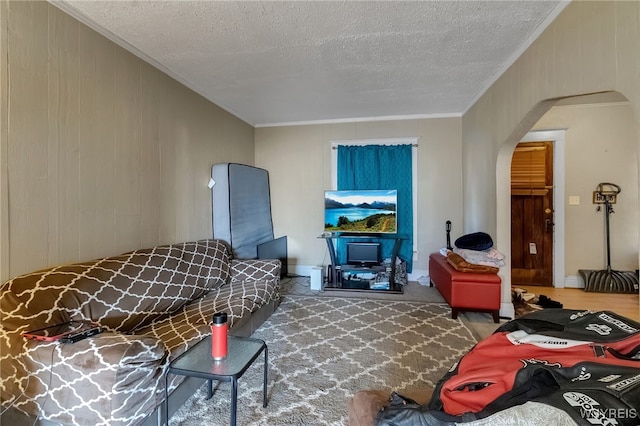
[332,144,418,149]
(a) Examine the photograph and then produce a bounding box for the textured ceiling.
[52,1,568,127]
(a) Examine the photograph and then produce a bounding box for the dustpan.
[579,183,639,293]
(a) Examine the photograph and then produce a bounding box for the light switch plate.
[569,195,580,205]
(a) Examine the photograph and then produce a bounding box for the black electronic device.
[346,242,381,266]
[22,321,103,343]
[60,324,103,343]
[257,235,288,278]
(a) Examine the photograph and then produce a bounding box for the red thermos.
[211,312,228,360]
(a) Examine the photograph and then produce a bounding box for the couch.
[0,239,281,426]
[428,253,501,323]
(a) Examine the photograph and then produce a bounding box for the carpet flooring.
[280,276,447,303]
[282,276,504,341]
[169,295,478,425]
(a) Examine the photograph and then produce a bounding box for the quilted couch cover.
[0,239,281,425]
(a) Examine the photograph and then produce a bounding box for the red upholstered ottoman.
[428,253,501,323]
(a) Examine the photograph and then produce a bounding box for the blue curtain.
[337,144,413,272]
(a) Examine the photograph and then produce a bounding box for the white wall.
[461,1,640,317]
[0,1,255,280]
[255,118,463,277]
[533,103,638,278]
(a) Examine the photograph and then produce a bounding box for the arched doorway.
[496,91,639,319]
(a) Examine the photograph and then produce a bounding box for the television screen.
[324,189,397,234]
[346,242,381,265]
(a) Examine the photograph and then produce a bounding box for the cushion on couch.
[2,239,232,333]
[133,271,281,404]
[135,265,281,356]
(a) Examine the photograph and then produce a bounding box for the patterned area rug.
[170,295,477,425]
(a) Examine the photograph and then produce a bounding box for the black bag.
[454,232,493,251]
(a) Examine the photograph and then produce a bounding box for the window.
[331,138,418,271]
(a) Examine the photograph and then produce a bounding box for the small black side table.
[164,335,268,426]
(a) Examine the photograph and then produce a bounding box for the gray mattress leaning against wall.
[212,163,275,259]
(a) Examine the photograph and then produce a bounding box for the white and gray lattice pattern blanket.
[0,239,281,425]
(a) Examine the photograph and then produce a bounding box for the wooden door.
[511,142,554,287]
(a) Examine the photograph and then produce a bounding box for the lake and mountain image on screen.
[324,189,397,233]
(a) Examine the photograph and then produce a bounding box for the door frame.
[518,129,566,288]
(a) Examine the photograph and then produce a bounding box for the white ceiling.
[52,1,568,127]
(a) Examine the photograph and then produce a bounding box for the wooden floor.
[519,285,640,322]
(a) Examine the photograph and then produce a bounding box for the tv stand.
[319,233,407,293]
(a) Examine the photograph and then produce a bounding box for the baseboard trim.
[500,301,515,320]
[408,269,428,283]
[290,265,315,277]
[564,275,584,288]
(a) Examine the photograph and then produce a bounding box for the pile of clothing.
[376,309,640,426]
[440,231,505,269]
[512,287,563,317]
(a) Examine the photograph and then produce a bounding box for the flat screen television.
[346,242,381,266]
[324,189,397,234]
